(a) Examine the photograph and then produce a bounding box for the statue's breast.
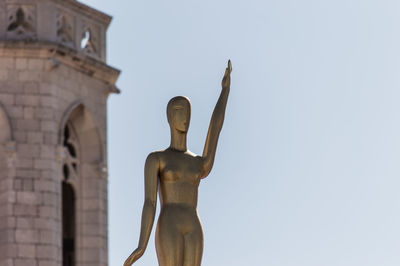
[161,155,201,185]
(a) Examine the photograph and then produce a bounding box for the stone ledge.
[54,0,113,27]
[0,41,120,94]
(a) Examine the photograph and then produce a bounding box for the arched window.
[62,122,79,266]
[63,123,79,181]
[59,103,105,265]
[62,181,75,266]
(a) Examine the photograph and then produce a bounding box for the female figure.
[124,60,232,266]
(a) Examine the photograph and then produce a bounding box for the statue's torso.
[157,149,203,209]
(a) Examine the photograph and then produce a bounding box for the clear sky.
[81,0,400,265]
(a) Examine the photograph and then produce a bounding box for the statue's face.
[167,97,191,133]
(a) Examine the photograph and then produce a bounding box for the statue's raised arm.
[201,60,232,178]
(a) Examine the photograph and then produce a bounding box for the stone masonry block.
[0,204,13,218]
[82,198,100,211]
[24,82,39,94]
[0,81,24,93]
[40,120,57,133]
[37,260,56,266]
[0,179,13,191]
[35,107,53,119]
[28,59,44,70]
[0,94,14,105]
[34,218,55,230]
[39,83,55,95]
[34,180,57,192]
[14,131,26,142]
[40,96,56,108]
[17,244,36,258]
[40,192,57,206]
[16,158,33,169]
[0,58,15,69]
[15,229,38,243]
[17,144,40,158]
[0,70,8,81]
[14,204,37,217]
[0,229,15,243]
[38,206,57,219]
[34,159,57,171]
[41,170,58,180]
[39,230,56,244]
[8,106,24,118]
[16,217,35,229]
[0,217,16,230]
[36,245,58,259]
[16,191,38,205]
[14,259,38,266]
[0,259,13,266]
[13,179,22,191]
[82,236,103,248]
[16,95,40,106]
[43,133,57,145]
[27,132,43,144]
[40,145,54,159]
[0,244,18,259]
[15,119,40,131]
[18,71,41,82]
[81,248,101,263]
[80,223,101,236]
[15,169,40,179]
[15,58,28,70]
[23,107,35,119]
[22,179,34,191]
[0,191,16,204]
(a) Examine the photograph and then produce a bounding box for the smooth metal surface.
[124,61,232,266]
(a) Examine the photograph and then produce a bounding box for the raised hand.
[201,60,232,178]
[221,60,232,89]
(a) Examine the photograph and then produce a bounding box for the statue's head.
[167,96,191,133]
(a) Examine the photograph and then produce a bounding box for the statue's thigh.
[183,229,204,266]
[156,225,184,266]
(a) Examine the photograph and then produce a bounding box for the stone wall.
[0,49,117,266]
[0,1,119,264]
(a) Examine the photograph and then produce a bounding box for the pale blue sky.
[81,0,400,265]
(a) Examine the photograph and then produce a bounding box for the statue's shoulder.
[146,150,166,163]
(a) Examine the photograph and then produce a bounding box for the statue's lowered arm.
[201,60,232,178]
[124,153,159,266]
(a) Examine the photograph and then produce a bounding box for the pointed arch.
[59,101,104,164]
[59,101,107,266]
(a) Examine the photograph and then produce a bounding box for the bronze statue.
[124,60,232,266]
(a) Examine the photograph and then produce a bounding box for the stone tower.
[0,0,120,265]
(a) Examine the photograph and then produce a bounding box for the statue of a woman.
[124,60,232,266]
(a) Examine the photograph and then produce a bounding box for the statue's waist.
[159,203,200,224]
[159,184,198,207]
[161,201,198,210]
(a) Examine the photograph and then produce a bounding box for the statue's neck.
[170,129,187,151]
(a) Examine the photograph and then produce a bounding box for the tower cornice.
[0,41,121,93]
[0,0,115,62]
[51,0,113,27]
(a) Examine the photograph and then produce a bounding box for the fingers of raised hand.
[224,68,229,78]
